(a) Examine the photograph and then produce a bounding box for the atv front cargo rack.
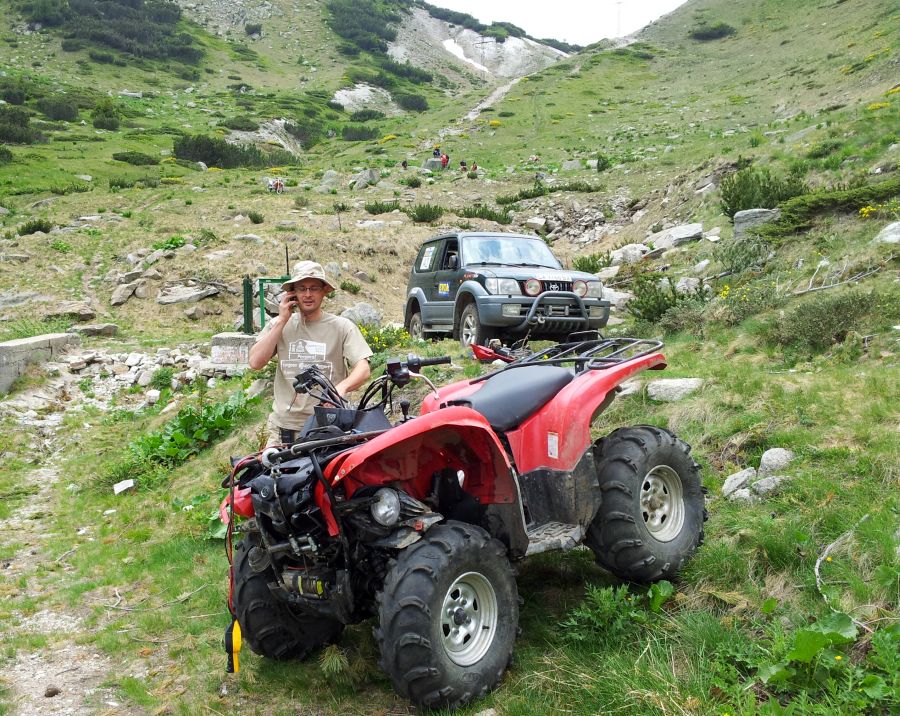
[475,337,664,381]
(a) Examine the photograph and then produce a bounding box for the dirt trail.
[0,370,146,715]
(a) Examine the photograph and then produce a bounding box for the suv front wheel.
[407,310,424,340]
[459,303,496,348]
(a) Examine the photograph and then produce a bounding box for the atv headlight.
[485,278,521,295]
[371,488,401,526]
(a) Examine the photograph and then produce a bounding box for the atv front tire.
[586,426,706,583]
[375,521,518,710]
[233,534,343,659]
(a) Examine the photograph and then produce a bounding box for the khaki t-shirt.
[259,312,373,430]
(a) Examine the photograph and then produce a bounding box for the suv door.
[427,238,460,329]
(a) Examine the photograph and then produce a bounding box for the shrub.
[37,97,78,121]
[720,167,807,218]
[365,200,400,214]
[627,275,708,323]
[572,251,612,273]
[659,299,709,336]
[152,235,186,250]
[357,324,409,353]
[716,280,780,326]
[498,111,515,117]
[807,139,844,159]
[49,182,89,195]
[112,151,159,166]
[173,134,292,168]
[405,203,444,223]
[109,175,158,189]
[341,124,379,141]
[0,105,39,144]
[772,289,869,352]
[467,171,478,179]
[18,218,54,235]
[377,57,432,84]
[248,211,264,224]
[596,152,612,172]
[220,116,259,131]
[350,109,385,122]
[405,176,422,188]
[91,98,120,131]
[0,146,12,164]
[340,280,361,294]
[284,119,323,148]
[326,0,400,55]
[714,235,771,274]
[245,23,262,36]
[150,367,175,391]
[395,93,429,112]
[50,239,71,253]
[0,79,27,105]
[458,204,511,224]
[689,22,736,41]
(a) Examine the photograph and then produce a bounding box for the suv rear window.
[415,242,439,272]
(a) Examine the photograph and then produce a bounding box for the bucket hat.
[280,260,336,293]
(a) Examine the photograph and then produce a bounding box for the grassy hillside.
[0,0,898,714]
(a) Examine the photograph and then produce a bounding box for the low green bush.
[772,288,869,352]
[689,22,736,41]
[341,124,379,141]
[627,275,709,323]
[395,93,429,112]
[91,98,120,131]
[340,280,361,294]
[219,116,259,131]
[18,218,54,235]
[349,109,384,122]
[467,171,478,179]
[0,105,39,144]
[365,200,400,214]
[405,203,444,223]
[109,175,158,189]
[720,166,807,218]
[150,367,175,391]
[596,152,612,172]
[716,280,780,326]
[458,204,511,224]
[405,176,422,188]
[714,235,771,274]
[0,146,12,164]
[245,23,262,35]
[572,251,612,273]
[112,151,159,166]
[37,97,78,121]
[174,134,293,168]
[152,235,186,250]
[248,211,264,224]
[358,324,410,353]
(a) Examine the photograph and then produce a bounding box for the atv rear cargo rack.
[474,337,664,382]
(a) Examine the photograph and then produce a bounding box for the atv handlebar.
[411,355,452,369]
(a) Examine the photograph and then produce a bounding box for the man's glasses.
[292,285,324,293]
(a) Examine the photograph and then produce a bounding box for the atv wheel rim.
[640,465,685,542]
[461,312,477,346]
[440,571,497,666]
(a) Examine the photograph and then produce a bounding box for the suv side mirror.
[448,254,459,270]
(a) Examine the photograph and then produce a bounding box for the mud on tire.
[375,521,518,710]
[586,425,706,583]
[233,534,343,660]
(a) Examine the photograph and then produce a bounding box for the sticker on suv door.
[437,282,450,296]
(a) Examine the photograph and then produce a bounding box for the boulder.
[610,243,649,265]
[319,170,341,188]
[729,488,757,504]
[350,169,380,190]
[722,467,755,497]
[561,159,582,171]
[69,323,118,337]
[423,158,443,171]
[675,277,701,294]
[667,222,704,246]
[752,475,789,497]
[525,216,547,233]
[597,265,620,281]
[146,389,161,405]
[734,208,780,239]
[873,221,900,244]
[45,301,95,321]
[647,378,704,402]
[133,279,152,299]
[184,305,204,320]
[234,234,263,243]
[693,259,711,274]
[156,284,219,305]
[758,448,794,478]
[600,287,634,311]
[110,281,140,306]
[324,262,341,279]
[341,302,382,327]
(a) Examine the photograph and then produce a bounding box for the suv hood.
[467,266,601,283]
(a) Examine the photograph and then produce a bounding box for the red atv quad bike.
[221,337,707,710]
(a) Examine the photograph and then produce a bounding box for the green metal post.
[242,275,253,334]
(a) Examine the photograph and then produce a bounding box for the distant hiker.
[471,161,478,171]
[401,159,408,170]
[460,160,468,171]
[433,146,441,158]
[440,153,449,169]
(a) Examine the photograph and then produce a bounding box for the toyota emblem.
[548,283,560,291]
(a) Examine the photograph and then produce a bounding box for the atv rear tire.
[375,521,518,710]
[233,534,343,659]
[586,426,706,583]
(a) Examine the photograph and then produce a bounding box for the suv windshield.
[462,236,561,269]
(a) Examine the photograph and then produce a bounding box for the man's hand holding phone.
[278,290,298,321]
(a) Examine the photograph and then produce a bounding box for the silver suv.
[404,231,610,347]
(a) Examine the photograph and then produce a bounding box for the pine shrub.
[18,218,54,236]
[458,204,511,224]
[720,166,807,218]
[37,97,78,121]
[365,200,400,215]
[112,151,159,166]
[405,203,444,223]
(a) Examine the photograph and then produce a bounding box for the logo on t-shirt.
[281,339,333,378]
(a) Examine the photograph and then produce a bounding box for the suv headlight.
[485,278,522,295]
[585,280,603,298]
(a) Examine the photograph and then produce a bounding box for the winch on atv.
[221,338,707,710]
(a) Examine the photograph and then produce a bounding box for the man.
[249,261,372,446]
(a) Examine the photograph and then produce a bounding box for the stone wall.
[0,333,80,394]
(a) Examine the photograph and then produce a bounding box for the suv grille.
[518,280,573,293]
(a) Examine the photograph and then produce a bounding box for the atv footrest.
[524,521,584,556]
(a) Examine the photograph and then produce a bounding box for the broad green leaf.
[761,597,778,614]
[648,580,674,612]
[757,661,794,684]
[860,674,887,699]
[786,630,829,663]
[813,612,857,643]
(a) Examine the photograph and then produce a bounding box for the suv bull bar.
[515,290,609,332]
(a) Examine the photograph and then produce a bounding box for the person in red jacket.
[440,153,449,169]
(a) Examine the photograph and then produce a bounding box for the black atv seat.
[459,365,574,432]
